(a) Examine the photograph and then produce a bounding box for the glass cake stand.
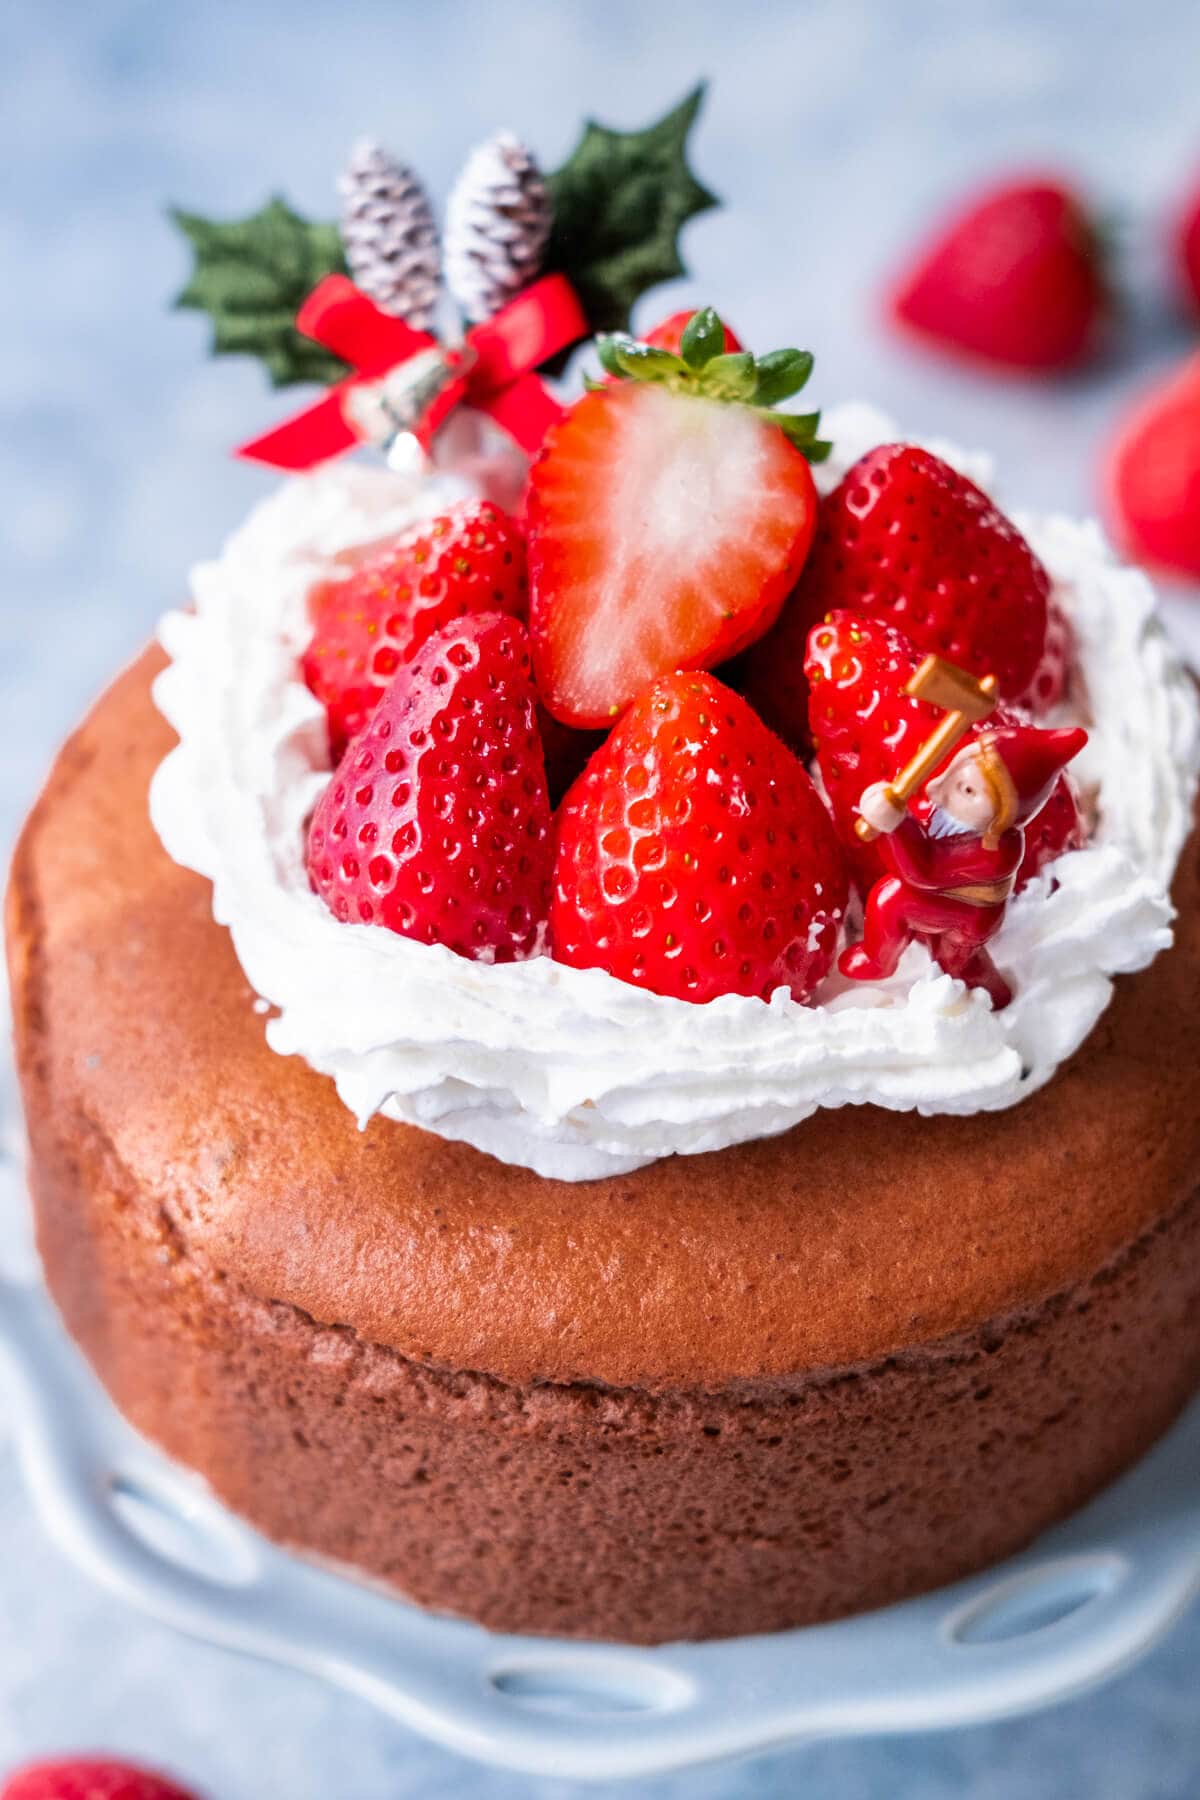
[0,1242,1197,1787]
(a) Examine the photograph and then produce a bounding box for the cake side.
[7,648,1200,1393]
[8,648,1200,1642]
[14,956,1200,1645]
[27,1116,1200,1642]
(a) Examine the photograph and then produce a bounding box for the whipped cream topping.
[150,404,1200,1181]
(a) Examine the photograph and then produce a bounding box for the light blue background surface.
[2,2,1199,1794]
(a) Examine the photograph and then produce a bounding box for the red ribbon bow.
[236,273,587,470]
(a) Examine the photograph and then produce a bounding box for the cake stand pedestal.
[0,1265,1197,1784]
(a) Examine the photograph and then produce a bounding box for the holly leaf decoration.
[171,197,350,389]
[544,85,718,342]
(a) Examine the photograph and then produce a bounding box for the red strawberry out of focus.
[1014,599,1072,715]
[1,1759,200,1800]
[1103,353,1200,581]
[889,176,1110,372]
[552,670,848,1005]
[642,309,744,357]
[307,612,553,960]
[1175,175,1200,316]
[303,499,527,761]
[527,382,819,728]
[739,444,1051,751]
[805,610,1083,897]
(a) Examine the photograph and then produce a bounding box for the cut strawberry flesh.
[528,385,817,727]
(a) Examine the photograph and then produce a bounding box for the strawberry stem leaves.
[752,348,814,406]
[595,309,830,461]
[679,305,725,369]
[704,351,758,400]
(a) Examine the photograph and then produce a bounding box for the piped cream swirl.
[150,406,1200,1180]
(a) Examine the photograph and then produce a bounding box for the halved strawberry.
[307,612,552,960]
[742,443,1052,749]
[805,610,1082,895]
[528,309,826,727]
[551,670,848,1005]
[303,499,527,760]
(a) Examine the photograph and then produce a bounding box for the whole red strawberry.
[307,612,553,960]
[552,671,848,1005]
[1014,599,1072,715]
[742,443,1051,749]
[1103,353,1200,580]
[1,1758,200,1800]
[889,176,1110,371]
[805,611,944,891]
[642,308,744,357]
[1175,175,1200,316]
[805,611,1082,895]
[303,499,527,760]
[529,308,825,727]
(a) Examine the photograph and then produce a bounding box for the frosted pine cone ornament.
[445,130,553,323]
[339,139,441,329]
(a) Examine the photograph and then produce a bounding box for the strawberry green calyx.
[593,307,830,460]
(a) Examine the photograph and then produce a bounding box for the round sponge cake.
[6,647,1200,1642]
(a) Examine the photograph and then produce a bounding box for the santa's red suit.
[839,725,1087,1010]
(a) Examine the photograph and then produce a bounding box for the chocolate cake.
[7,648,1200,1643]
[7,96,1200,1646]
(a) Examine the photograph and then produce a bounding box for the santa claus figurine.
[840,724,1088,1010]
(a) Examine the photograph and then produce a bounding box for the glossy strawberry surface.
[742,443,1051,750]
[552,670,848,1004]
[307,612,553,960]
[303,500,527,760]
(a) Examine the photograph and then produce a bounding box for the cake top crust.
[9,647,1200,1391]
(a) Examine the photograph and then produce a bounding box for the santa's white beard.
[927,806,979,840]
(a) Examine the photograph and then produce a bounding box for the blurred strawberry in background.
[0,1758,201,1800]
[1104,354,1200,580]
[1174,174,1200,316]
[889,175,1112,372]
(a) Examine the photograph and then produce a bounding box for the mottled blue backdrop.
[2,2,1199,1795]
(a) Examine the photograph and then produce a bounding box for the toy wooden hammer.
[855,655,999,843]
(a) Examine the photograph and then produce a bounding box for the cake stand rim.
[0,1270,1197,1785]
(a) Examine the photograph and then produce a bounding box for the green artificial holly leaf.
[171,197,351,389]
[545,85,719,343]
